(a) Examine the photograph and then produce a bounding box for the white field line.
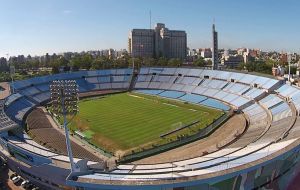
[130,94,182,108]
[130,94,208,113]
[128,94,144,99]
[163,103,178,107]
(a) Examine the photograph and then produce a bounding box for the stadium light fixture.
[288,53,292,82]
[50,80,79,172]
[9,64,15,94]
[6,53,15,94]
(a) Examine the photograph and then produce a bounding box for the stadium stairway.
[23,94,40,106]
[241,87,252,95]
[220,82,230,90]
[128,71,138,91]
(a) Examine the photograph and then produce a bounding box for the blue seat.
[5,97,36,124]
[159,90,185,99]
[199,98,230,111]
[135,89,164,95]
[179,94,207,104]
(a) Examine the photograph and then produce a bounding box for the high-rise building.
[128,23,187,60]
[280,52,288,63]
[200,48,212,58]
[128,29,155,58]
[212,24,218,70]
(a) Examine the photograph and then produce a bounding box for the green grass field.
[68,92,223,155]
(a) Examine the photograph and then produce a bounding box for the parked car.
[11,176,21,184]
[25,183,35,190]
[21,180,30,187]
[9,173,17,180]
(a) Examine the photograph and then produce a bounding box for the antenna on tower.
[149,10,152,29]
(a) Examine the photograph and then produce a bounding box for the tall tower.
[212,24,218,70]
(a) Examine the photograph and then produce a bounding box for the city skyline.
[0,0,299,58]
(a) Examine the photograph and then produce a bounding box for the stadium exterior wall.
[65,141,300,190]
[2,116,299,189]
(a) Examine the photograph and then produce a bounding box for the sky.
[0,0,299,57]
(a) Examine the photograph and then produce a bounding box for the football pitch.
[69,92,223,154]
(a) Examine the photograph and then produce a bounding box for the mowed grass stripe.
[70,93,223,151]
[86,104,201,124]
[80,106,200,135]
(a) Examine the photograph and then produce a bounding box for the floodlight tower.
[7,54,15,94]
[212,23,219,70]
[50,80,79,172]
[9,65,15,94]
[288,53,292,82]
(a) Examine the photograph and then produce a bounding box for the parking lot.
[0,159,40,190]
[0,161,18,190]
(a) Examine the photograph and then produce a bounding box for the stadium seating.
[35,83,50,92]
[159,90,185,99]
[223,83,250,95]
[199,98,230,111]
[135,89,229,111]
[179,94,207,104]
[134,67,280,109]
[213,70,232,80]
[26,108,102,162]
[5,97,36,124]
[31,92,51,104]
[259,94,283,109]
[20,86,41,96]
[200,79,228,89]
[244,88,265,100]
[270,102,292,122]
[135,89,164,95]
[4,93,23,106]
[2,67,300,189]
[276,84,300,112]
[9,69,134,108]
[0,100,19,132]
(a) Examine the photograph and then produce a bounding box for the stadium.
[1,67,300,190]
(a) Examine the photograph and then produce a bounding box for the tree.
[206,60,212,66]
[91,58,103,70]
[168,58,182,67]
[128,57,142,69]
[70,56,82,71]
[0,62,9,73]
[0,73,11,82]
[157,57,168,66]
[143,57,156,67]
[237,62,246,70]
[81,54,93,70]
[193,57,205,67]
[52,64,60,74]
[56,56,69,67]
[237,61,273,74]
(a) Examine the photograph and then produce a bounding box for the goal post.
[171,122,183,129]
